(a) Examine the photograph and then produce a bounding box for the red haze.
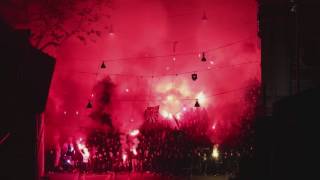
[1,0,260,145]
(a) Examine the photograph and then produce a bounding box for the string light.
[100,61,106,69]
[191,73,198,81]
[201,52,207,62]
[60,85,253,116]
[194,99,200,107]
[72,60,258,78]
[78,37,257,112]
[83,80,253,105]
[77,36,253,63]
[86,100,93,109]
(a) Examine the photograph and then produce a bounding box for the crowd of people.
[46,126,247,176]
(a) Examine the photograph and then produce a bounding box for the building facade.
[259,0,320,115]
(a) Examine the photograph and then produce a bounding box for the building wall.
[255,1,320,179]
[259,0,295,115]
[259,0,320,115]
[0,19,55,180]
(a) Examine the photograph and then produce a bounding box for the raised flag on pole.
[144,105,160,123]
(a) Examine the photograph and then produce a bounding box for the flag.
[173,116,180,129]
[144,105,159,123]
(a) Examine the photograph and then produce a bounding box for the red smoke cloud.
[1,0,260,145]
[48,0,260,145]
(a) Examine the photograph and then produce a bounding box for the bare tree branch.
[10,0,113,52]
[40,41,60,51]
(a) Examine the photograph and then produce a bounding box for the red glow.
[172,57,176,61]
[76,138,90,161]
[20,0,260,146]
[122,154,127,162]
[129,129,140,137]
[132,148,137,156]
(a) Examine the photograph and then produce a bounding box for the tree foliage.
[1,0,113,51]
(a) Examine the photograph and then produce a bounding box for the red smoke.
[1,0,260,146]
[48,0,260,145]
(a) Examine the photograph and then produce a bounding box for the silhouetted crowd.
[46,127,248,176]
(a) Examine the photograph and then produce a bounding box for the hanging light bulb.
[201,52,207,62]
[194,99,200,107]
[191,73,198,81]
[86,100,93,109]
[101,61,106,69]
[202,11,208,21]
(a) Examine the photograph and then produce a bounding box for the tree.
[1,0,113,51]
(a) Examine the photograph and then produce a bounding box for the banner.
[144,105,160,123]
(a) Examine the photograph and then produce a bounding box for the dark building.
[259,0,320,114]
[0,19,55,179]
[254,0,320,179]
